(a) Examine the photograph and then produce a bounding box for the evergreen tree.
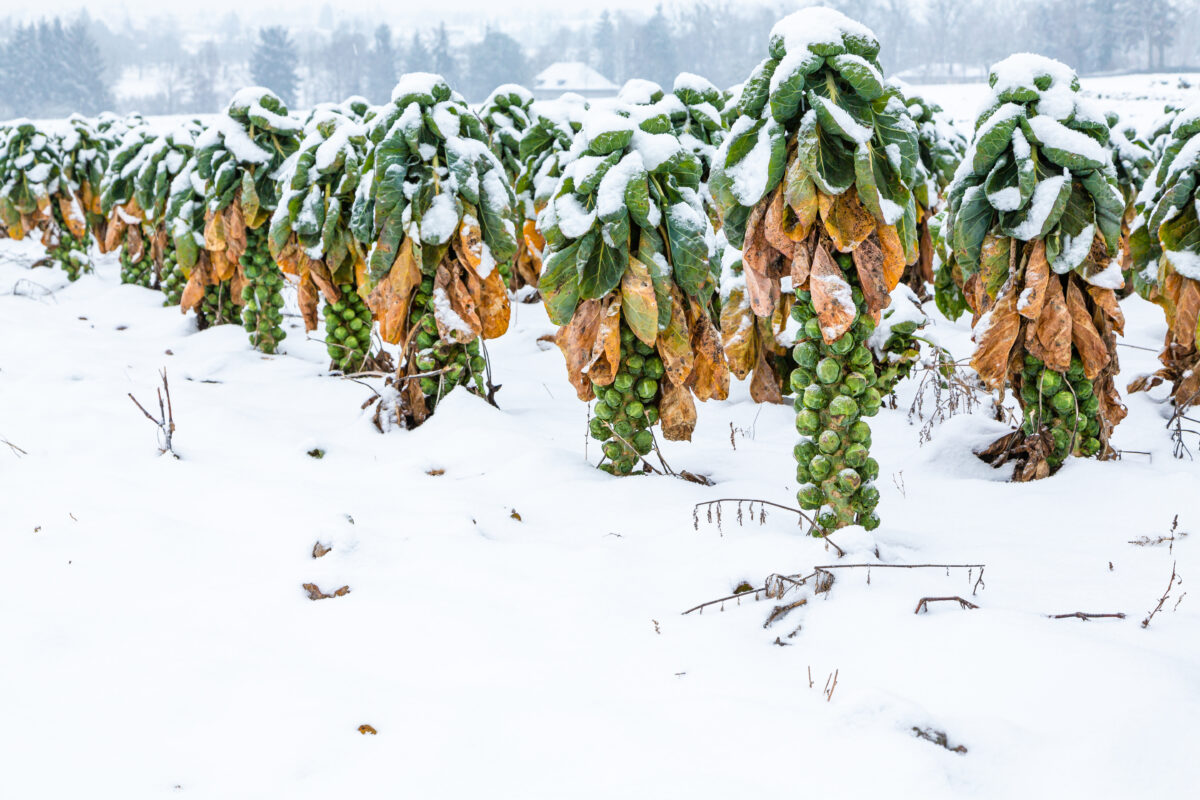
[405,31,431,74]
[186,41,220,113]
[431,23,459,88]
[250,26,299,107]
[366,24,397,104]
[465,28,530,102]
[637,5,676,88]
[590,11,616,82]
[63,18,112,114]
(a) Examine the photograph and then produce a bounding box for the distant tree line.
[0,0,1196,120]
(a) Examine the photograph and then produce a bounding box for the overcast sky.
[0,0,684,21]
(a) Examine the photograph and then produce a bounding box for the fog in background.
[0,0,1194,118]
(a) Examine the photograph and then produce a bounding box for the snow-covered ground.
[3,72,1200,798]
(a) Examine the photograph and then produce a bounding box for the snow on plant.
[895,84,967,292]
[481,83,536,289]
[868,283,929,399]
[193,88,301,349]
[59,114,111,250]
[1126,99,1200,414]
[1106,111,1153,294]
[0,120,92,280]
[101,121,200,289]
[163,152,214,312]
[940,53,1128,480]
[514,94,588,293]
[671,73,727,221]
[710,7,921,532]
[537,91,728,476]
[350,73,519,428]
[270,105,378,373]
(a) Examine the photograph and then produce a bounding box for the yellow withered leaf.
[809,243,856,344]
[818,189,875,253]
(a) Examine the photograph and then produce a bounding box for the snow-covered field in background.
[918,71,1200,134]
[3,72,1200,799]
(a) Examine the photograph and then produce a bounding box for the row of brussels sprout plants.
[2,8,1194,536]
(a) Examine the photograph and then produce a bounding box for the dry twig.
[128,368,177,457]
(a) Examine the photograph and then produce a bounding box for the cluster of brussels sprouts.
[588,325,666,475]
[198,280,239,328]
[238,225,286,353]
[160,249,184,306]
[324,284,374,372]
[1017,354,1103,466]
[118,243,153,288]
[790,261,883,531]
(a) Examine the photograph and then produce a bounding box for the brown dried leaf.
[298,272,320,332]
[1087,285,1125,336]
[1066,277,1110,379]
[852,232,889,315]
[809,243,856,344]
[720,288,757,380]
[1018,240,1050,321]
[790,238,811,287]
[971,278,1021,389]
[685,299,729,402]
[180,272,206,313]
[224,202,248,265]
[478,266,511,340]
[204,211,225,252]
[763,186,795,261]
[818,189,876,253]
[917,218,934,284]
[1172,278,1200,349]
[658,376,697,442]
[657,286,695,386]
[302,583,350,600]
[587,296,623,387]
[366,238,421,345]
[1030,274,1072,373]
[749,345,784,404]
[554,298,603,401]
[743,204,783,316]
[457,216,484,273]
[434,260,482,344]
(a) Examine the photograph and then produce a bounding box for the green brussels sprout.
[614,373,635,393]
[1051,390,1076,415]
[594,401,615,421]
[798,484,824,510]
[795,439,819,463]
[614,419,635,439]
[842,372,869,396]
[848,420,871,443]
[603,388,622,408]
[633,430,654,455]
[849,344,873,369]
[625,400,645,418]
[796,409,821,435]
[818,429,842,454]
[1039,370,1063,396]
[803,385,829,410]
[860,457,879,482]
[861,512,881,531]
[857,484,880,509]
[644,406,660,425]
[816,357,842,384]
[860,388,882,416]
[844,443,869,469]
[794,341,820,368]
[829,334,854,356]
[634,339,654,356]
[809,454,833,480]
[836,468,862,493]
[636,378,658,400]
[829,395,858,418]
[804,318,823,339]
[626,353,646,374]
[644,357,665,379]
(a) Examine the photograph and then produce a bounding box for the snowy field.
[3,73,1200,799]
